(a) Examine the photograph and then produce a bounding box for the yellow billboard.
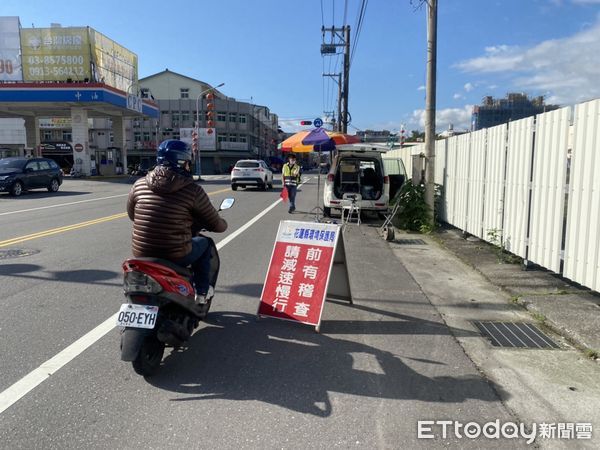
[90,29,138,92]
[20,27,91,81]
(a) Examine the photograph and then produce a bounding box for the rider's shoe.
[195,285,214,305]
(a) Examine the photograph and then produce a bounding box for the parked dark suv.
[0,157,63,196]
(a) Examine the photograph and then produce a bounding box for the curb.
[430,228,599,361]
[514,296,600,360]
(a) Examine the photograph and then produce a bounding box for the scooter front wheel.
[132,335,165,377]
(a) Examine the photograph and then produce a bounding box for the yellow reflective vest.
[282,163,301,186]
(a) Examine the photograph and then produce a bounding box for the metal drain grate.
[0,249,40,260]
[473,321,560,349]
[395,239,427,245]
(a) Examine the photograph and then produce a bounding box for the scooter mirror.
[219,198,235,210]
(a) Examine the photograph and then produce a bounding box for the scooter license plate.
[116,304,158,329]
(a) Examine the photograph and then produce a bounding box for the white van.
[322,144,407,217]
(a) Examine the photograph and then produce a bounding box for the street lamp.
[195,82,225,178]
[125,83,140,174]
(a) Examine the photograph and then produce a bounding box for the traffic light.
[300,120,313,126]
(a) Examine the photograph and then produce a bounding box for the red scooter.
[117,198,234,376]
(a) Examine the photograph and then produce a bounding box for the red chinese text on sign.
[258,221,341,328]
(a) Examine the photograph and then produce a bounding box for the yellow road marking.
[0,187,232,248]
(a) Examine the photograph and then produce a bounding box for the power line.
[348,122,363,132]
[330,53,341,113]
[333,0,335,25]
[322,55,326,115]
[350,0,369,66]
[352,0,364,42]
[320,0,325,27]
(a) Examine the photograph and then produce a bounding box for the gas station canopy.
[0,82,159,119]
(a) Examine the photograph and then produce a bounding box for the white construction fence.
[384,98,600,293]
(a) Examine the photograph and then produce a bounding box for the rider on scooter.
[127,139,227,304]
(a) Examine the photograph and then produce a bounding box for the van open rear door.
[383,158,407,200]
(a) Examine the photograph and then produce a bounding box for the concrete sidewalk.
[344,222,600,447]
[434,226,600,357]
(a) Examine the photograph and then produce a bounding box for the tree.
[410,130,425,141]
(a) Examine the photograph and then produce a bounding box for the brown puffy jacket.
[127,166,227,260]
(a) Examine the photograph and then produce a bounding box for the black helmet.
[157,140,192,173]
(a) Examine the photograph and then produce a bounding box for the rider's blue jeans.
[176,236,211,295]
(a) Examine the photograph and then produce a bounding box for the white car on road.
[231,160,274,191]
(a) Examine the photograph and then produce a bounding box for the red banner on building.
[258,220,342,329]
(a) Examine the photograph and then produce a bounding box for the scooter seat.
[130,257,192,278]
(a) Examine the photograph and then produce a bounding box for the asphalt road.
[0,175,515,449]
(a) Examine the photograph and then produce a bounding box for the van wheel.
[323,207,331,217]
[231,184,238,191]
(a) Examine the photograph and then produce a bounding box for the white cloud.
[417,85,426,91]
[483,45,512,54]
[453,93,464,100]
[455,17,600,104]
[463,82,475,92]
[409,105,473,132]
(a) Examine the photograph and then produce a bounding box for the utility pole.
[342,25,350,133]
[424,0,437,225]
[337,73,342,132]
[321,26,351,133]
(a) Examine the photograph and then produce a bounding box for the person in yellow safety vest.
[282,153,301,213]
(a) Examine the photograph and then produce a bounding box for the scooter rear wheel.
[132,335,165,377]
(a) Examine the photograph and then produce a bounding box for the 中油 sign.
[258,220,343,330]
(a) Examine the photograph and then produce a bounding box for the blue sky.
[3,0,600,132]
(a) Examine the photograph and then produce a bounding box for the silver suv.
[231,160,274,191]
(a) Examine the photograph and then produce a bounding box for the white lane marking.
[216,196,284,249]
[0,315,117,415]
[0,194,129,217]
[0,184,306,415]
